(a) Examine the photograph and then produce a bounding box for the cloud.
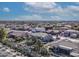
[3,7,10,12]
[23,2,79,21]
[14,14,67,21]
[24,2,57,14]
[66,5,79,11]
[14,14,61,21]
[50,16,62,21]
[25,2,56,9]
[24,2,69,15]
[14,12,79,21]
[14,15,45,21]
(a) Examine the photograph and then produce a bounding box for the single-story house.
[28,32,54,43]
[60,30,79,38]
[49,39,79,56]
[8,30,29,38]
[31,27,46,33]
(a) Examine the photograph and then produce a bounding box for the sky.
[0,2,79,21]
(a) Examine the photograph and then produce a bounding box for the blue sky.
[0,2,79,21]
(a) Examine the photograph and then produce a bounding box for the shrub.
[0,28,8,41]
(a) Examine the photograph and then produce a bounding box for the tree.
[71,25,79,31]
[26,36,36,46]
[40,46,50,56]
[32,38,44,53]
[34,38,43,47]
[0,28,8,41]
[15,36,25,43]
